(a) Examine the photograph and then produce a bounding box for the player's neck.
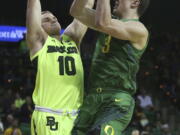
[120,12,139,20]
[51,34,61,40]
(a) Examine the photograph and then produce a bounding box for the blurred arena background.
[0,0,180,135]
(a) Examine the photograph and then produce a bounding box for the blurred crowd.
[0,30,180,135]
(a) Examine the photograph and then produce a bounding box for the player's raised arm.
[70,0,148,49]
[95,0,148,49]
[26,0,47,56]
[70,0,98,30]
[63,0,95,45]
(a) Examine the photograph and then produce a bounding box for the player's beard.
[51,29,60,36]
[50,24,61,35]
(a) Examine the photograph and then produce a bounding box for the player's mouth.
[51,21,58,26]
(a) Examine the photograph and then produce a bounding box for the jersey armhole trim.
[30,36,50,61]
[61,34,76,46]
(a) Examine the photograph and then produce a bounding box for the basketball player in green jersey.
[26,0,94,135]
[70,0,150,134]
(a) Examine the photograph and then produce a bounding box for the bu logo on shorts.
[46,116,58,131]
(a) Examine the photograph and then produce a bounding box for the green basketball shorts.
[72,91,135,135]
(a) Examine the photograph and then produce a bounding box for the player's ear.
[131,0,140,8]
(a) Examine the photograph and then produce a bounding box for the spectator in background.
[20,96,33,123]
[137,89,153,109]
[4,118,22,135]
[137,89,157,126]
[4,114,14,130]
[138,113,149,128]
[14,93,25,109]
[161,123,172,135]
[9,104,20,121]
[3,114,14,135]
[1,89,14,114]
[131,129,140,135]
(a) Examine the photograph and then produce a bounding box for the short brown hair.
[138,0,150,17]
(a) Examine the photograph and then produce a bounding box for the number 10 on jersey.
[58,56,76,76]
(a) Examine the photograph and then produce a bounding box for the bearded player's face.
[41,12,61,35]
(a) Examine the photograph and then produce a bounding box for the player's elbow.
[70,6,79,18]
[69,7,75,17]
[95,14,112,27]
[95,19,109,29]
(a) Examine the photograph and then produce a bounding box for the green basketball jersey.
[30,34,84,110]
[88,21,148,95]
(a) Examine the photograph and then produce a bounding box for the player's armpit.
[63,19,88,45]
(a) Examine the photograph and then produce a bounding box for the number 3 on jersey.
[58,56,76,76]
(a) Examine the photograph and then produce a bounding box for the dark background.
[0,0,180,31]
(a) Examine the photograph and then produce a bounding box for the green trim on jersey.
[121,18,139,22]
[30,34,84,110]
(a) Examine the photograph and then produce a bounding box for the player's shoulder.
[125,21,149,36]
[124,21,149,49]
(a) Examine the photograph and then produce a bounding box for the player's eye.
[44,18,50,22]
